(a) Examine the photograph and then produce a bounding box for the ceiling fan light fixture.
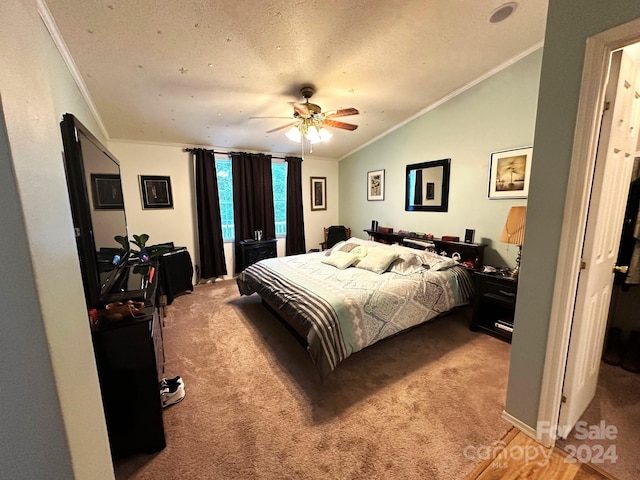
[306,125,322,144]
[285,126,302,143]
[275,86,357,149]
[318,127,332,142]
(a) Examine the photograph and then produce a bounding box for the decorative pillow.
[335,242,361,254]
[355,248,399,274]
[430,258,458,271]
[350,245,368,261]
[387,252,428,275]
[325,237,371,255]
[321,251,360,269]
[325,240,355,255]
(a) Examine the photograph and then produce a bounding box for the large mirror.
[405,158,451,212]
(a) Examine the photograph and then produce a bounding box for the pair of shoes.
[160,375,186,407]
[160,376,184,389]
[161,380,185,408]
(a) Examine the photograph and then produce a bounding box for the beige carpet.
[115,280,512,479]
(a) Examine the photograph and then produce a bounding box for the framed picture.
[310,176,327,211]
[90,173,124,210]
[488,147,533,199]
[139,175,174,209]
[367,169,385,201]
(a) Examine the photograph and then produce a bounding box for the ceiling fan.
[260,86,359,147]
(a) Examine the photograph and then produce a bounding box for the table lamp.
[500,206,527,278]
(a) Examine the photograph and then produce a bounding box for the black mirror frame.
[405,158,451,212]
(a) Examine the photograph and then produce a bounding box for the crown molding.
[37,0,109,140]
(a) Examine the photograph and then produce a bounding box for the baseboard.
[501,410,547,446]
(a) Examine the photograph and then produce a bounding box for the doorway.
[543,33,640,480]
[556,155,640,480]
[536,15,640,449]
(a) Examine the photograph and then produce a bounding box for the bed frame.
[260,295,308,345]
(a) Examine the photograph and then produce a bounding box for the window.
[215,158,287,241]
[272,162,287,236]
[216,159,235,240]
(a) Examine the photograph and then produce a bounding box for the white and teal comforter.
[237,240,473,375]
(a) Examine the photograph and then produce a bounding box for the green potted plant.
[114,233,173,264]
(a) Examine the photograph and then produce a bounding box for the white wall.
[301,156,340,250]
[108,141,339,279]
[339,49,542,268]
[0,0,114,478]
[108,142,198,262]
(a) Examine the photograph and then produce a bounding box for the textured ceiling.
[43,0,548,159]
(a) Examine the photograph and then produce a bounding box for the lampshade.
[500,206,527,245]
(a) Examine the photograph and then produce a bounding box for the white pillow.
[321,251,359,269]
[387,252,428,275]
[325,237,373,255]
[355,248,399,274]
[430,258,458,271]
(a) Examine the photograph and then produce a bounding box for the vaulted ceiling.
[42,1,548,159]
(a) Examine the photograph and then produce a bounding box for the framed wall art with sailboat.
[488,146,533,199]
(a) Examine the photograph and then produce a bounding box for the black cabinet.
[92,264,165,459]
[471,272,518,342]
[238,239,277,271]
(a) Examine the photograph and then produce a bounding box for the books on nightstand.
[494,320,514,333]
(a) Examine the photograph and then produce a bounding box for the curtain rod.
[182,147,288,160]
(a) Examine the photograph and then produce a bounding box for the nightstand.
[238,239,277,271]
[471,271,518,342]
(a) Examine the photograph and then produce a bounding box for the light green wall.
[339,49,543,268]
[506,1,640,429]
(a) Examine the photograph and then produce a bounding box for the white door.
[558,49,640,437]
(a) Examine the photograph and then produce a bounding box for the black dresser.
[92,263,166,459]
[238,239,277,271]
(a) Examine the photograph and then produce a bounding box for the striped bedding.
[236,242,474,376]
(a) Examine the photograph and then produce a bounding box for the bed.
[236,237,475,376]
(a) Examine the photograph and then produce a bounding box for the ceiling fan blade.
[290,102,310,116]
[323,119,358,131]
[249,116,293,119]
[324,107,359,118]
[266,123,294,134]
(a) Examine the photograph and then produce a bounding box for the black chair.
[320,226,351,250]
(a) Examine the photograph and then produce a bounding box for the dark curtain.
[413,169,423,205]
[193,149,227,280]
[285,156,306,255]
[231,152,275,273]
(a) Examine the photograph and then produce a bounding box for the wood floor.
[465,429,618,480]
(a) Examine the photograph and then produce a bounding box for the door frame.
[536,17,640,448]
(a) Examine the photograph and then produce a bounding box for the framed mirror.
[405,158,451,212]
